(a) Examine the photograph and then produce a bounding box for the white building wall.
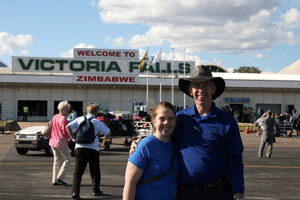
[51,89,63,101]
[264,92,274,104]
[87,89,99,104]
[2,73,300,121]
[133,90,145,103]
[285,93,295,105]
[75,89,85,101]
[2,88,14,120]
[63,89,75,100]
[27,89,39,100]
[40,89,51,100]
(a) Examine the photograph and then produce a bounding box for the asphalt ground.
[1,131,300,200]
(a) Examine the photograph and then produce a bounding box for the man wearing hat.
[130,65,244,200]
[175,65,244,200]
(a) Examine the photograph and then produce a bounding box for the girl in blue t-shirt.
[123,101,179,200]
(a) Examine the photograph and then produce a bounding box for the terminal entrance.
[230,104,244,122]
[54,101,83,116]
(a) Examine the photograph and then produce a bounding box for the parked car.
[14,126,74,156]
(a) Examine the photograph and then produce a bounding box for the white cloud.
[91,0,96,6]
[60,43,95,58]
[111,37,126,46]
[250,53,266,58]
[212,57,222,65]
[96,0,300,54]
[21,50,30,54]
[143,50,223,70]
[261,69,276,74]
[227,68,235,73]
[106,37,127,46]
[281,8,300,25]
[0,32,34,56]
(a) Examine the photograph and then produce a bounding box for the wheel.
[45,147,53,156]
[104,141,110,151]
[16,148,28,155]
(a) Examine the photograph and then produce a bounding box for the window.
[18,101,47,116]
[54,101,83,116]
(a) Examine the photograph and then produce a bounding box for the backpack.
[75,116,98,144]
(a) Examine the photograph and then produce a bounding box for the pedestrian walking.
[66,104,111,199]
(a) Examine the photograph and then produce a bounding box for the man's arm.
[226,120,245,198]
[257,112,267,122]
[129,137,142,155]
[66,125,76,143]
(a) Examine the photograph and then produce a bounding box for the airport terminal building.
[0,48,300,122]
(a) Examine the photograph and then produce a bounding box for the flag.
[138,52,148,69]
[147,49,161,67]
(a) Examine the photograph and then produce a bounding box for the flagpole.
[183,49,186,108]
[146,47,149,111]
[160,76,162,102]
[172,48,174,105]
[159,48,162,102]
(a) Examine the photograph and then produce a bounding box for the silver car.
[14,126,52,156]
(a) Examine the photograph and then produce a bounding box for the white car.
[14,126,52,156]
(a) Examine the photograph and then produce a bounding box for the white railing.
[134,121,153,137]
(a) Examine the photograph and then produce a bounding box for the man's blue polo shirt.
[174,103,244,194]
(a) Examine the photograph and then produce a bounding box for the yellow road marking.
[0,162,127,165]
[245,165,300,169]
[1,163,300,169]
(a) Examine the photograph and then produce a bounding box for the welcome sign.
[12,55,195,75]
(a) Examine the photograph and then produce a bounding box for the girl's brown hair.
[152,101,176,133]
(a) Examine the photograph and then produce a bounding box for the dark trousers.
[177,178,234,200]
[22,113,28,121]
[72,148,101,194]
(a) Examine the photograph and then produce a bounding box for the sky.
[1,0,300,73]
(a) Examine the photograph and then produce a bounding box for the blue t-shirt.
[128,134,179,200]
[174,103,244,194]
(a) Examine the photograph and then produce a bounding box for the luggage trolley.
[98,114,153,151]
[277,122,293,137]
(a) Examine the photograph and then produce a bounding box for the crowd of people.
[254,108,300,159]
[222,106,259,123]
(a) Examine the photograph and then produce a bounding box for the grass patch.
[238,123,255,132]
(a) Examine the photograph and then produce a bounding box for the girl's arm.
[123,162,144,200]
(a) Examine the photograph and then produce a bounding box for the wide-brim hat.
[179,65,226,100]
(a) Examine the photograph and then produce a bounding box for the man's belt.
[180,177,226,190]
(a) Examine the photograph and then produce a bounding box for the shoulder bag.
[42,117,53,139]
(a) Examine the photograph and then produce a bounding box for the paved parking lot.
[1,131,300,199]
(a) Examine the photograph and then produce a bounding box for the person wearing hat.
[130,65,244,200]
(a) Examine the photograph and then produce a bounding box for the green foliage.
[233,66,261,73]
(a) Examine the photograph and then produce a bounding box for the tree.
[233,66,261,73]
